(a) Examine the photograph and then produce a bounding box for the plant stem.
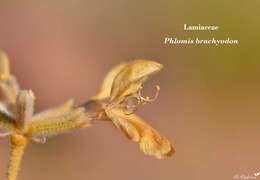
[7,134,28,180]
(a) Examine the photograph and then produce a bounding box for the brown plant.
[0,51,174,180]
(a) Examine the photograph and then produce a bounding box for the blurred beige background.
[0,1,259,180]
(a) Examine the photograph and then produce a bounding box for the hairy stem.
[7,134,28,180]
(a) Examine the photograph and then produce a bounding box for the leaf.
[93,62,127,100]
[30,107,91,137]
[105,108,174,158]
[110,60,163,101]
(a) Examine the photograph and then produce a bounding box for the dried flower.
[0,51,91,180]
[86,60,175,159]
[0,50,175,180]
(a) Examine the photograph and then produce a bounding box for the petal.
[110,60,163,101]
[30,107,91,138]
[105,108,174,158]
[139,129,174,159]
[93,62,127,100]
[105,108,140,142]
